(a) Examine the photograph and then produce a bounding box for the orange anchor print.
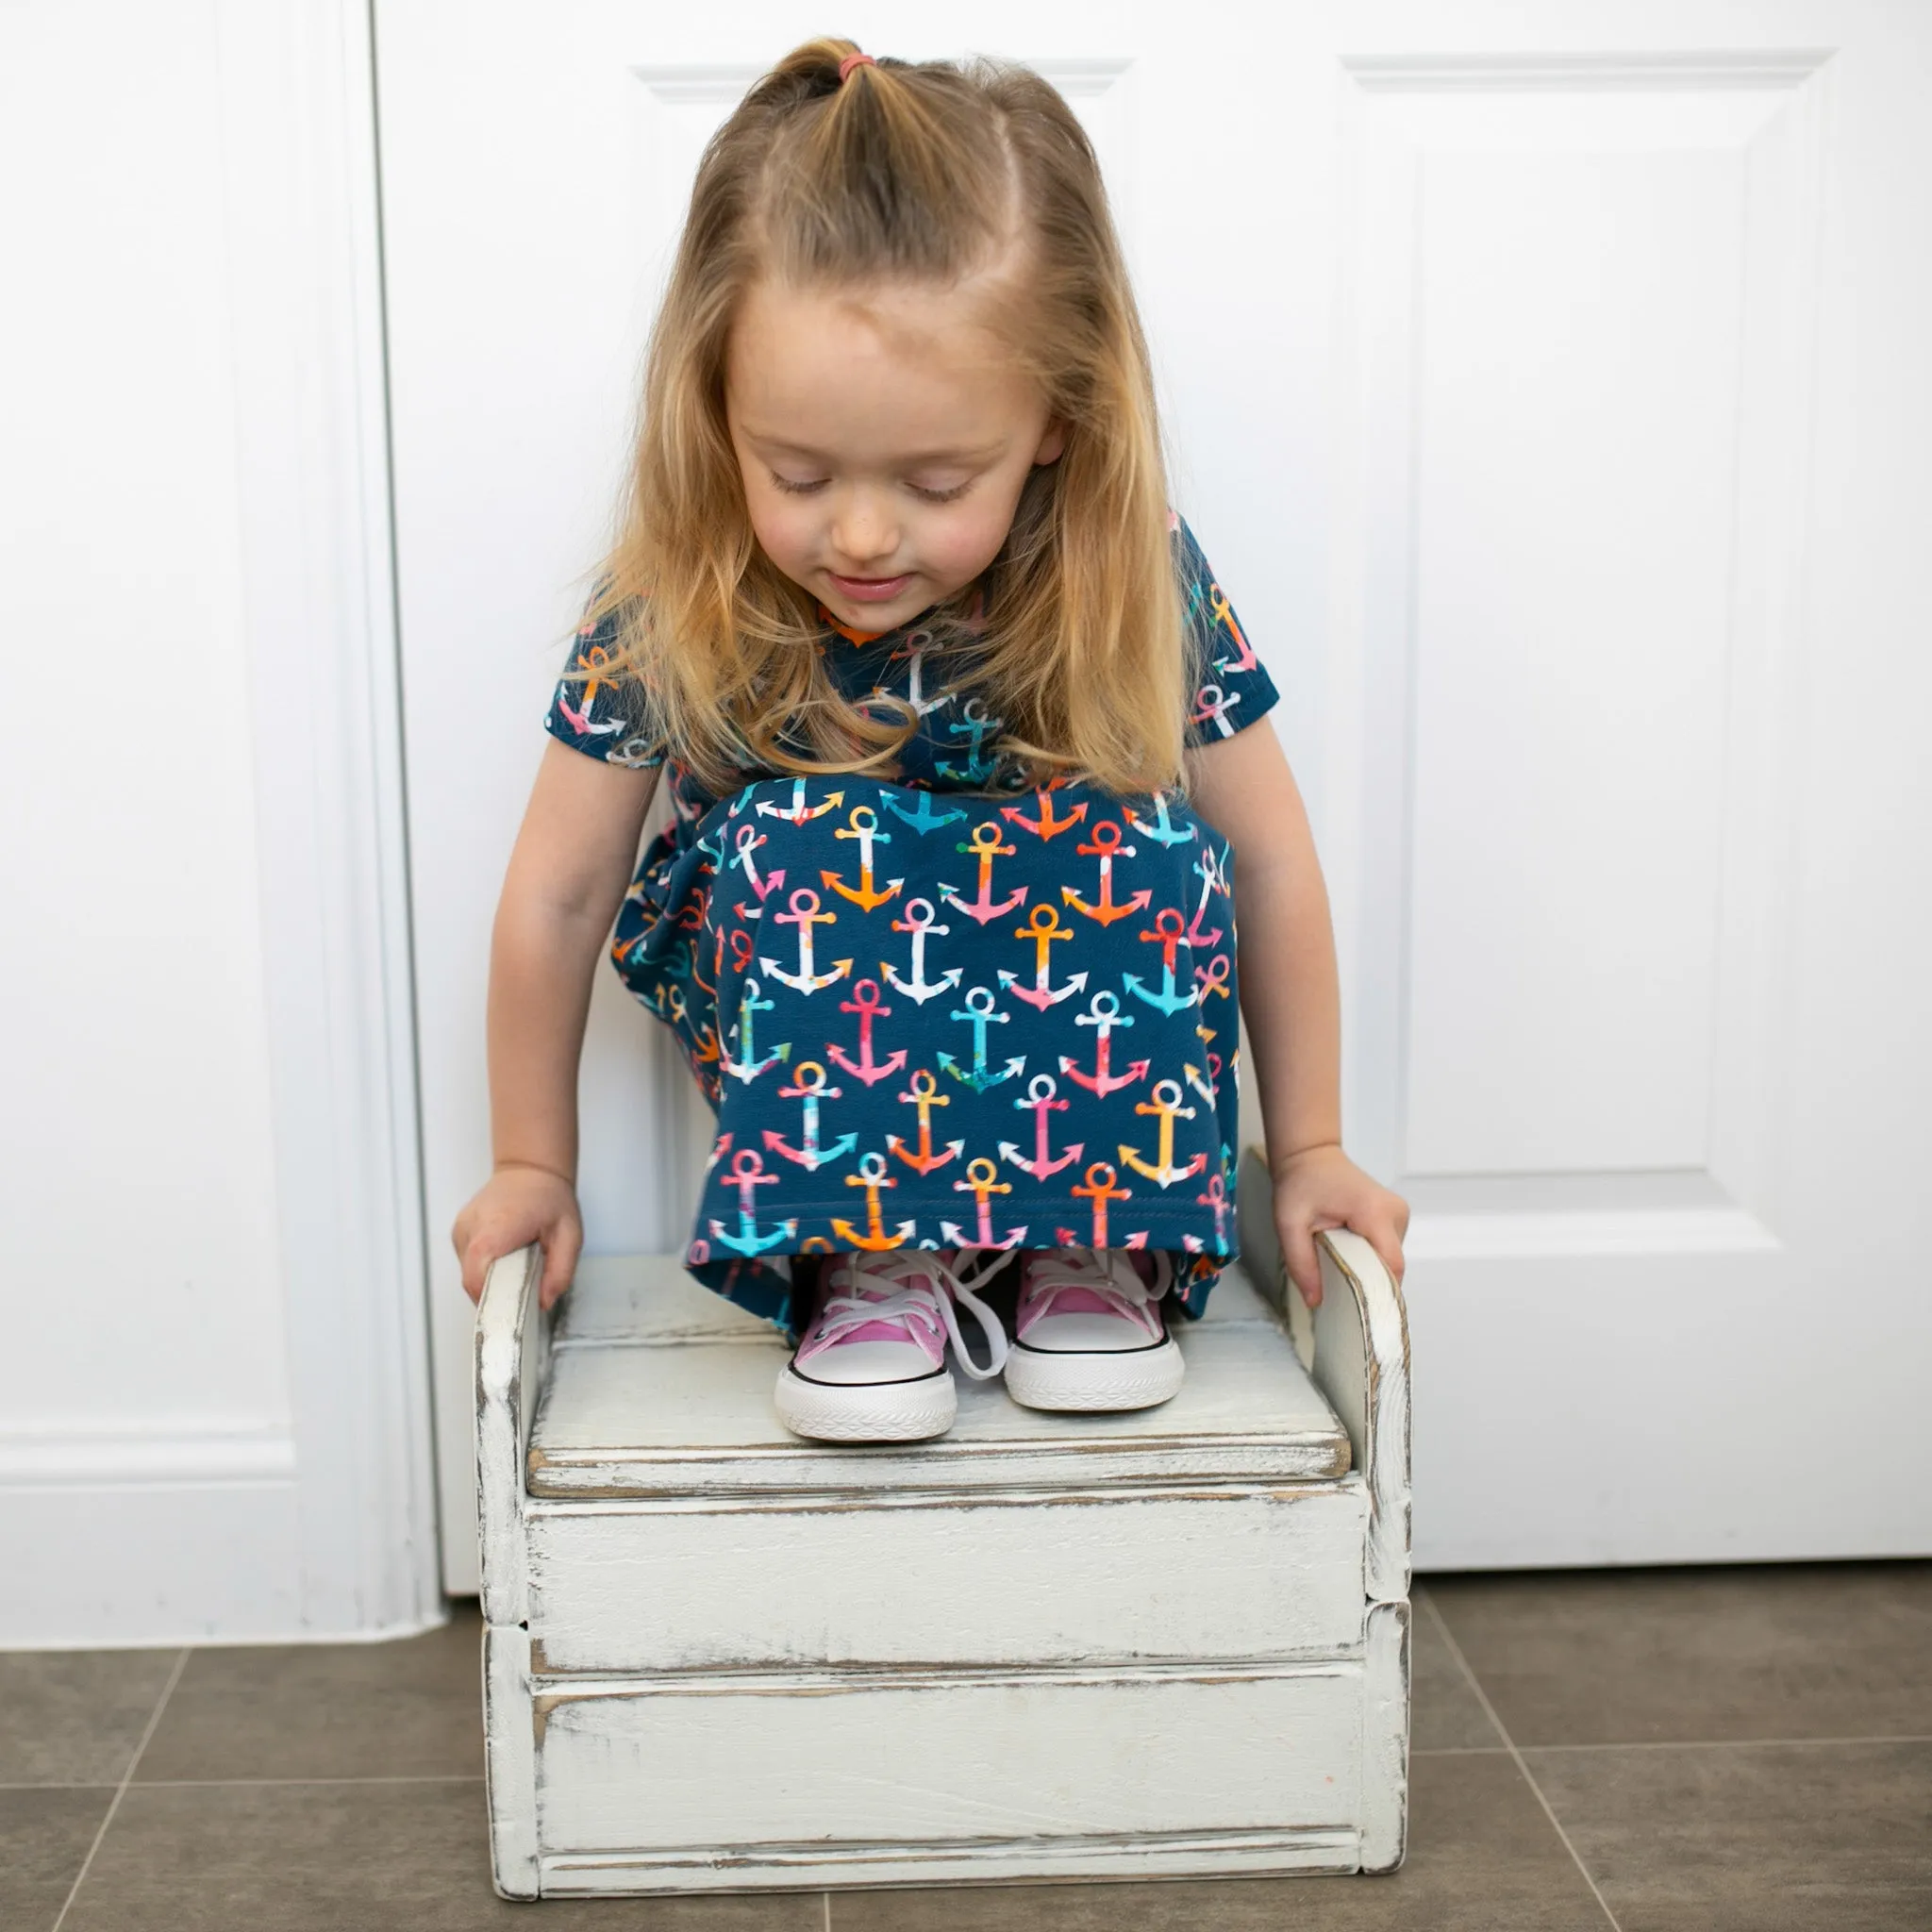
[1069,1161,1133,1248]
[887,1068,963,1175]
[829,1150,916,1251]
[1208,581,1259,675]
[1000,783,1087,841]
[1118,1077,1208,1188]
[939,821,1029,926]
[1061,820,1153,927]
[997,904,1088,1011]
[821,805,904,912]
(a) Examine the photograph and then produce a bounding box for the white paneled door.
[376,2,1932,1590]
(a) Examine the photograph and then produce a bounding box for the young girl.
[453,41,1407,1442]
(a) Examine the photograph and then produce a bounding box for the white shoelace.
[810,1249,1011,1380]
[1020,1248,1174,1338]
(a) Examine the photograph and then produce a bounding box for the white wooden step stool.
[475,1148,1411,1899]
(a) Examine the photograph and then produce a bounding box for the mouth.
[825,571,914,605]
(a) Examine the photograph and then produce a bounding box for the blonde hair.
[590,38,1185,795]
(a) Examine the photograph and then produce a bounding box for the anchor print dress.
[545,517,1280,1336]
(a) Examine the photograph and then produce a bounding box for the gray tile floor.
[5,1565,1928,1931]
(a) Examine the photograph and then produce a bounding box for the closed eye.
[770,473,829,495]
[907,479,973,505]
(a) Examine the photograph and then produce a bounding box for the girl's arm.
[1187,722,1408,1307]
[452,738,660,1308]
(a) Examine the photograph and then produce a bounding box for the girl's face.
[724,276,1064,636]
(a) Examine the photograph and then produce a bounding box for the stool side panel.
[532,1665,1368,1854]
[525,1483,1370,1674]
[476,1243,546,1625]
[1359,1599,1411,1872]
[483,1622,539,1898]
[1318,1230,1411,1603]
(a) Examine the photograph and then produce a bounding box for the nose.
[828,489,901,570]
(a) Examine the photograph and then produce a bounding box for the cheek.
[924,495,1023,581]
[744,489,814,575]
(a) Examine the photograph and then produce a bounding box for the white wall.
[0,0,440,1644]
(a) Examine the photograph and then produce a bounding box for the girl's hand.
[1271,1143,1408,1311]
[452,1162,582,1310]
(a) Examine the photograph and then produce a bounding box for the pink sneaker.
[1003,1249,1185,1412]
[774,1250,1009,1442]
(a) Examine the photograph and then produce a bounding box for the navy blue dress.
[546,518,1279,1335]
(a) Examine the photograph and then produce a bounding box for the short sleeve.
[543,597,666,769]
[1173,516,1279,748]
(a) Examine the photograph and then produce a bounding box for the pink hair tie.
[838,51,875,82]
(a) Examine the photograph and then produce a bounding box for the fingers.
[455,1216,488,1305]
[1370,1189,1409,1284]
[1280,1217,1324,1310]
[539,1220,581,1311]
[1367,1220,1407,1285]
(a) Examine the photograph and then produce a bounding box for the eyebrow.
[739,431,1007,466]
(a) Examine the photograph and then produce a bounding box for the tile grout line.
[50,1645,191,1932]
[132,1774,489,1789]
[1420,1593,1625,1932]
[1,1774,486,1790]
[1413,1732,1932,1758]
[1512,1733,1932,1756]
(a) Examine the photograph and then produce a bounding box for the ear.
[1032,418,1067,466]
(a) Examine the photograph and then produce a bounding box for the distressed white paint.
[475,1158,1411,1894]
[475,1243,546,1628]
[1359,1601,1411,1872]
[536,1663,1370,1850]
[527,1486,1370,1674]
[530,1260,1349,1496]
[485,1623,540,1897]
[1241,1153,1413,1604]
[541,1830,1361,1895]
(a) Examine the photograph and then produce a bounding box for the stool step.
[524,1636,1398,1886]
[525,1480,1370,1674]
[529,1257,1349,1498]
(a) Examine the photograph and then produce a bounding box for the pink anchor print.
[825,979,908,1089]
[997,1072,1083,1180]
[1186,842,1228,949]
[1059,990,1150,1098]
[941,1157,1025,1250]
[1191,682,1241,739]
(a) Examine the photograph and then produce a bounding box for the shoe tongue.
[1031,1284,1124,1320]
[838,1314,928,1347]
[841,1267,941,1339]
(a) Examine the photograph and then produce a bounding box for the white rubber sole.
[1002,1337,1186,1413]
[773,1363,958,1442]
